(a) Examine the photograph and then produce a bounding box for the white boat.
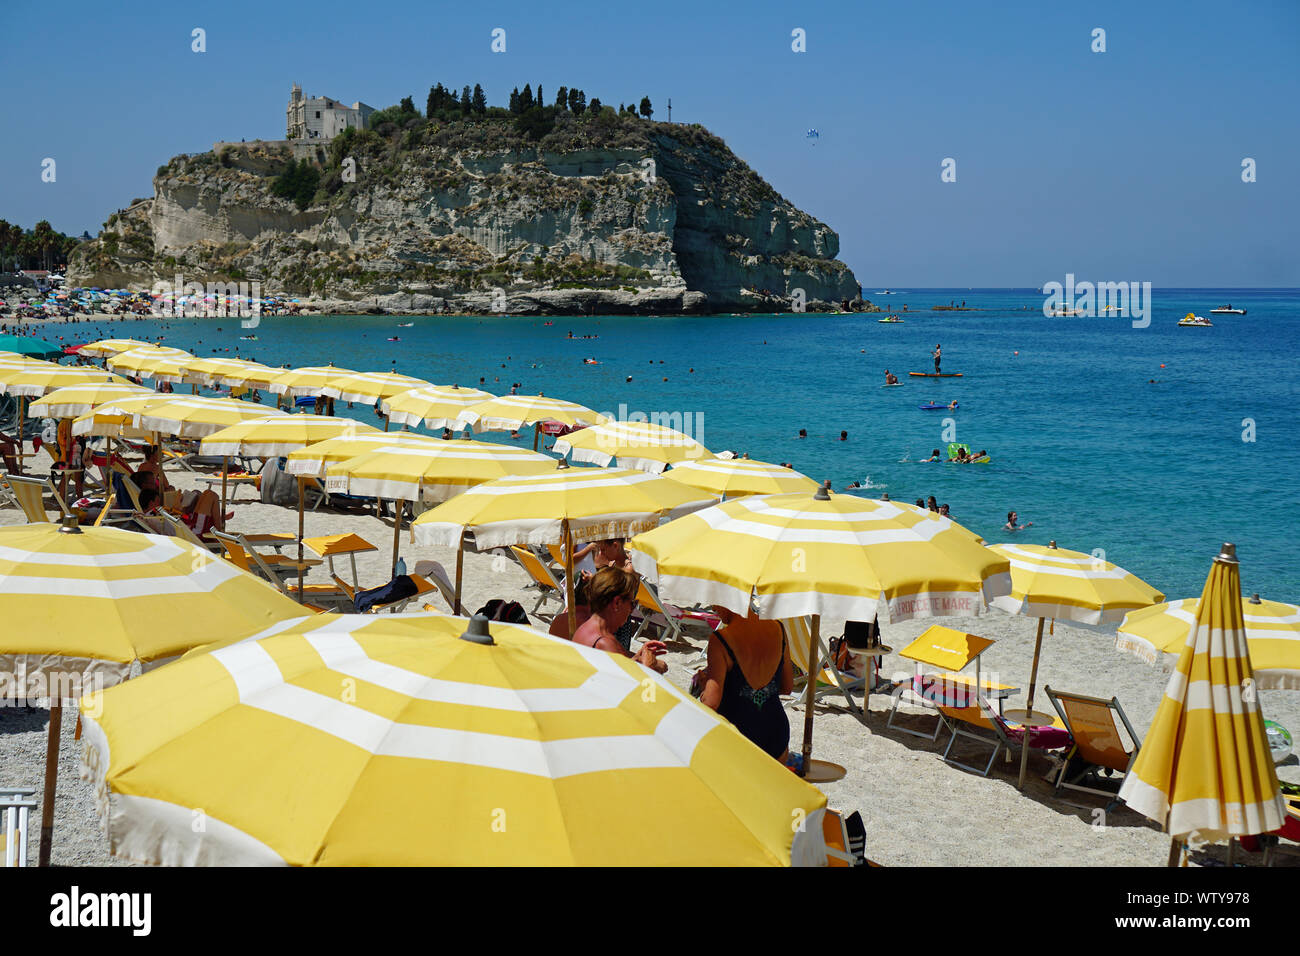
[1209,306,1246,315]
[1179,312,1213,327]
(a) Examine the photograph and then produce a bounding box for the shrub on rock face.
[271,160,321,210]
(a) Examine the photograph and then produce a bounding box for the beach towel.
[355,575,418,613]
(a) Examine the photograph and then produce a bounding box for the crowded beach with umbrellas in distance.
[0,333,1296,868]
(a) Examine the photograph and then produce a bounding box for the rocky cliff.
[70,110,864,314]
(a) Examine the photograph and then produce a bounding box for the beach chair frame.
[509,546,565,615]
[939,695,1068,778]
[784,616,863,717]
[1044,686,1142,801]
[1,788,38,867]
[2,473,72,523]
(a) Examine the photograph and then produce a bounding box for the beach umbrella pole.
[564,520,576,639]
[533,422,541,452]
[221,456,229,521]
[391,499,403,577]
[801,614,820,776]
[38,700,61,867]
[454,537,464,615]
[1017,617,1047,790]
[17,396,25,473]
[297,477,305,603]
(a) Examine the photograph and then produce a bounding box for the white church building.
[286,84,375,141]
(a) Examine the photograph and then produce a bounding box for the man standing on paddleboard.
[932,344,942,374]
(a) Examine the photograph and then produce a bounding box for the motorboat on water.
[1179,312,1213,327]
[1209,305,1246,315]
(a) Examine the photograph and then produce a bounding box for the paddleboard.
[909,372,963,377]
[919,403,956,410]
[881,383,903,387]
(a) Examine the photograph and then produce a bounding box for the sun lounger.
[783,615,863,716]
[1044,686,1142,801]
[630,579,721,643]
[3,473,73,523]
[939,694,1071,778]
[198,471,261,501]
[331,572,437,614]
[1,788,37,867]
[888,625,1009,741]
[411,560,458,613]
[510,545,565,614]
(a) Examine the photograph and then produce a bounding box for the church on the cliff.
[286,84,374,142]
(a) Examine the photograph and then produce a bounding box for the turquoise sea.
[34,287,1300,605]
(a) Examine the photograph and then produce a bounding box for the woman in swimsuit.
[571,567,666,673]
[699,606,794,762]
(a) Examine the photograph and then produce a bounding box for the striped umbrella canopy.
[328,440,555,504]
[663,459,820,498]
[0,364,128,397]
[136,396,286,439]
[988,542,1166,625]
[0,520,305,866]
[180,357,267,388]
[78,339,150,358]
[321,371,431,406]
[628,493,1009,624]
[284,431,445,478]
[1118,595,1300,690]
[200,415,378,458]
[218,362,285,390]
[457,394,607,433]
[412,464,715,550]
[628,490,1009,773]
[553,420,714,474]
[0,334,62,359]
[268,365,356,399]
[77,612,828,866]
[381,384,495,430]
[987,540,1164,788]
[0,355,51,371]
[1119,544,1285,859]
[28,382,153,419]
[71,395,174,437]
[106,345,194,376]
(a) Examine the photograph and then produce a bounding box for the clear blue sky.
[2,0,1297,286]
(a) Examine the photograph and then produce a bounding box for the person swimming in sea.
[922,448,942,462]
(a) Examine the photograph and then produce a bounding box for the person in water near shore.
[927,495,939,512]
[880,492,890,501]
[915,498,925,508]
[933,344,942,374]
[923,448,943,462]
[797,428,807,439]
[1004,510,1033,531]
[971,449,988,462]
[884,369,899,385]
[839,430,848,441]
[939,503,950,517]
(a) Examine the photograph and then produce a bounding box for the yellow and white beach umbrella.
[1118,595,1300,690]
[181,357,266,388]
[283,431,445,478]
[78,612,828,866]
[664,459,820,498]
[1119,544,1285,861]
[381,384,495,430]
[106,345,193,377]
[28,382,153,420]
[327,440,555,503]
[0,364,127,397]
[0,519,304,865]
[220,362,285,390]
[629,493,1009,624]
[989,542,1166,625]
[458,393,607,434]
[200,415,378,458]
[553,420,714,474]
[268,365,355,399]
[136,396,285,439]
[321,370,431,406]
[78,339,150,359]
[70,395,172,438]
[987,540,1164,787]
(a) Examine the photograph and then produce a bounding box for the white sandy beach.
[1,456,1296,867]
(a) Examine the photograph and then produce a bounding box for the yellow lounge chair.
[783,615,863,716]
[510,545,565,615]
[939,693,1070,778]
[630,579,721,644]
[1044,686,1142,801]
[3,473,72,523]
[888,625,1015,741]
[331,572,436,614]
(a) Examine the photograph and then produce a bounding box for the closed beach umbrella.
[28,382,152,419]
[327,440,555,504]
[664,459,820,498]
[1118,595,1300,690]
[628,490,1011,771]
[283,431,445,478]
[458,393,606,449]
[381,384,495,430]
[76,339,150,359]
[268,365,355,399]
[78,612,828,865]
[0,519,304,865]
[987,541,1165,787]
[553,420,714,474]
[0,365,128,398]
[413,464,717,622]
[1119,543,1286,863]
[321,371,431,406]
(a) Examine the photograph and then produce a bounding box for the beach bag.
[355,575,418,613]
[475,599,529,625]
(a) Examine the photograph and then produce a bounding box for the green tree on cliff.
[472,84,487,114]
[639,97,653,119]
[399,96,415,114]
